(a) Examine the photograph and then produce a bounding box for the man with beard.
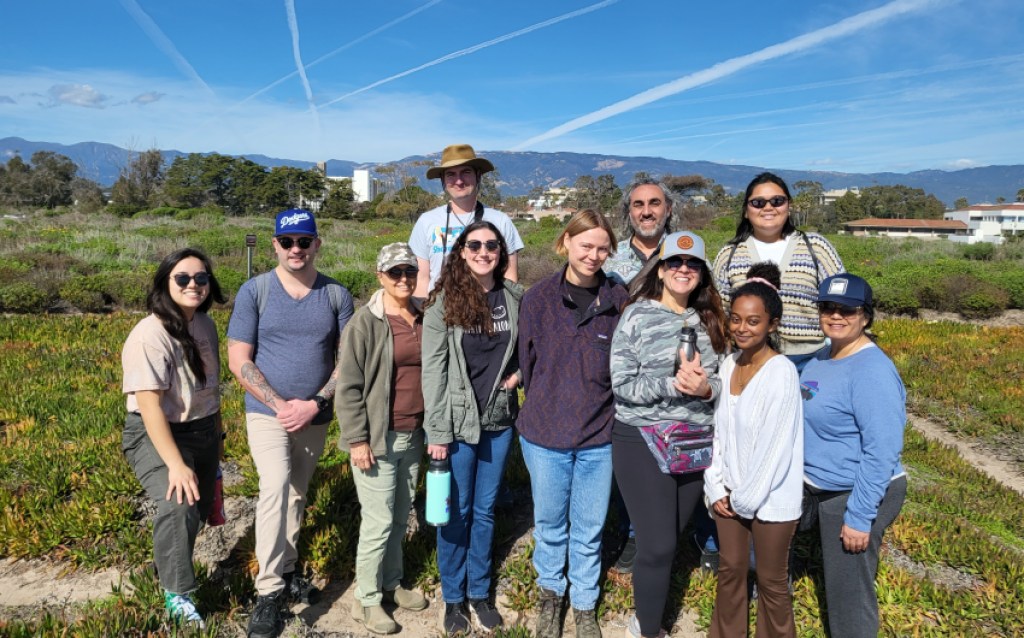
[604,178,674,287]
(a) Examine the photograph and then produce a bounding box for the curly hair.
[428,221,509,334]
[146,248,226,386]
[731,261,783,351]
[627,254,728,354]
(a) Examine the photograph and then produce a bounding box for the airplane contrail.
[320,0,619,108]
[238,0,443,106]
[117,0,216,99]
[511,0,950,150]
[284,0,320,132]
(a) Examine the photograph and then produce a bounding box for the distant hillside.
[2,136,1022,206]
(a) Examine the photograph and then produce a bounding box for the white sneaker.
[625,614,666,638]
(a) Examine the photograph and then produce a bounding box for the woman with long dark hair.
[610,231,727,638]
[422,221,523,635]
[121,247,226,629]
[712,172,844,372]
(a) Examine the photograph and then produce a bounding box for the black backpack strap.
[800,231,822,286]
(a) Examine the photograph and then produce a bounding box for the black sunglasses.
[277,236,315,250]
[663,256,703,271]
[385,266,418,281]
[747,195,789,209]
[818,302,861,317]
[173,272,210,287]
[464,239,500,253]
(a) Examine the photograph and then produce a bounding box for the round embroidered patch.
[677,235,694,250]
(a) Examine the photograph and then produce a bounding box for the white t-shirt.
[751,236,790,266]
[408,204,525,291]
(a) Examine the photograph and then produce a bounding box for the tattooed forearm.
[241,361,284,410]
[318,365,339,400]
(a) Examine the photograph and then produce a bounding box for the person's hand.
[349,442,375,471]
[712,496,737,519]
[673,353,710,397]
[428,444,449,460]
[502,373,519,390]
[165,462,200,505]
[841,524,870,553]
[277,399,318,433]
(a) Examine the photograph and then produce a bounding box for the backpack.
[253,271,347,318]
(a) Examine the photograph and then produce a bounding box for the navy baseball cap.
[816,274,873,306]
[274,209,318,236]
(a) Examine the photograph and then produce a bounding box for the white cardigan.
[704,353,804,522]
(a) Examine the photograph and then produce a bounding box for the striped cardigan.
[712,232,844,355]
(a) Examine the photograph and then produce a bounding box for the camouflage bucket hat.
[377,242,417,272]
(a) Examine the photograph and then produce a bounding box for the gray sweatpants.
[122,412,219,594]
[816,475,907,638]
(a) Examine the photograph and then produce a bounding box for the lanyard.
[441,201,486,255]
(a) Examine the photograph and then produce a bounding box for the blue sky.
[1,0,1022,174]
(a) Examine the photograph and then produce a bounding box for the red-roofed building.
[843,217,967,240]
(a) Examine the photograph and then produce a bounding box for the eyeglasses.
[464,239,500,253]
[663,256,703,271]
[276,236,315,250]
[384,266,418,281]
[747,195,789,209]
[818,302,861,317]
[173,272,210,287]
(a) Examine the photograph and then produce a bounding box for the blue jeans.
[437,427,513,603]
[520,438,612,611]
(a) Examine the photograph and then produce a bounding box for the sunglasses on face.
[385,266,419,281]
[173,272,210,287]
[464,239,500,253]
[818,302,861,317]
[747,195,789,209]
[276,236,315,250]
[663,256,703,271]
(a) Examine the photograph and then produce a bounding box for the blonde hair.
[554,209,618,257]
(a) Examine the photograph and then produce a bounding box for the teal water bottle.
[425,457,450,526]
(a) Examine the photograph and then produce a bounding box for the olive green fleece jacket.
[335,289,423,458]
[422,281,524,446]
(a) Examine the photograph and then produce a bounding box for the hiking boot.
[613,537,637,574]
[469,598,503,632]
[573,608,601,638]
[383,585,428,611]
[164,591,205,629]
[625,613,666,638]
[351,598,398,635]
[535,588,564,638]
[283,570,320,605]
[442,602,471,635]
[247,591,283,638]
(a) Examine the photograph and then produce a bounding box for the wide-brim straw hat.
[425,144,495,180]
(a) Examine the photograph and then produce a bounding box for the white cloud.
[132,91,165,105]
[948,158,979,169]
[48,83,107,108]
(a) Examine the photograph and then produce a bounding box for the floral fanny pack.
[638,421,713,475]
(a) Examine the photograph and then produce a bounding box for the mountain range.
[2,136,1022,207]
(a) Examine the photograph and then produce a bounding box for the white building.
[349,169,384,203]
[528,186,576,210]
[944,203,1024,244]
[818,187,860,206]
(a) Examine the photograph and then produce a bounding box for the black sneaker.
[247,591,283,638]
[283,571,320,605]
[613,537,637,574]
[469,598,502,632]
[442,602,471,636]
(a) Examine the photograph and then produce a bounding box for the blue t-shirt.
[227,271,354,422]
[800,344,906,532]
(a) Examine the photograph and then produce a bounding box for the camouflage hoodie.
[610,298,721,428]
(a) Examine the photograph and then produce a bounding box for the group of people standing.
[120,143,907,638]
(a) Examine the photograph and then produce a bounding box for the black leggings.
[612,422,704,638]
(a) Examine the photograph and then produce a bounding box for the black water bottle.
[674,326,698,372]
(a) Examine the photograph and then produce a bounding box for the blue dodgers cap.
[816,274,873,306]
[657,231,708,268]
[274,209,318,236]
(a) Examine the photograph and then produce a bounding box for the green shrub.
[539,216,563,229]
[59,275,110,312]
[175,206,225,222]
[332,269,377,299]
[990,270,1024,308]
[874,282,920,316]
[133,206,179,218]
[958,282,1009,318]
[215,268,246,299]
[961,242,996,261]
[106,271,152,309]
[0,283,52,312]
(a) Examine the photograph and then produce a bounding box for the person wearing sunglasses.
[227,209,355,638]
[410,144,524,298]
[422,221,523,635]
[609,231,728,638]
[335,243,429,634]
[712,172,845,373]
[121,248,226,630]
[517,209,629,638]
[800,274,906,638]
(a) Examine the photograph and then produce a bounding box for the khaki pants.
[246,412,328,595]
[351,429,424,606]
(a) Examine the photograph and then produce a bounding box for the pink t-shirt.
[122,313,220,422]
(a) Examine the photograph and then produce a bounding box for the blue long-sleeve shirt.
[801,344,906,532]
